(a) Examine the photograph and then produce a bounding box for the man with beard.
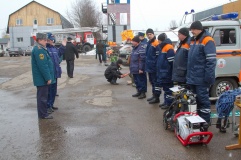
[186,21,216,124]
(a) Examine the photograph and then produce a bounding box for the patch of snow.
[85,49,96,55]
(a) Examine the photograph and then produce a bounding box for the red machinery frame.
[174,112,213,146]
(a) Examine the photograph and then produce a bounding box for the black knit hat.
[158,33,167,41]
[131,36,140,43]
[190,21,203,30]
[178,27,189,37]
[146,28,154,34]
[116,59,123,65]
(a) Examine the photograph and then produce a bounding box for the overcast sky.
[0,0,236,34]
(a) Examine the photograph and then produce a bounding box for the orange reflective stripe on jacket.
[151,40,159,48]
[161,44,174,53]
[181,43,189,50]
[201,36,215,46]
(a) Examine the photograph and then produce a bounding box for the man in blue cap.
[46,33,66,113]
[138,32,148,46]
[130,36,147,99]
[31,33,55,119]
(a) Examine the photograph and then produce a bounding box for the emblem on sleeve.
[39,54,44,60]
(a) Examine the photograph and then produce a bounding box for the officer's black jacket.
[63,42,78,61]
[104,62,122,78]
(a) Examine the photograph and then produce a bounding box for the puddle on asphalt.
[86,97,113,107]
[0,78,11,84]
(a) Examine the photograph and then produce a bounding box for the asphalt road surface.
[0,55,240,160]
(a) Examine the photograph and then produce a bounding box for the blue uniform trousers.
[37,85,49,118]
[133,73,147,93]
[155,82,173,105]
[189,85,211,123]
[47,78,57,108]
[148,72,157,94]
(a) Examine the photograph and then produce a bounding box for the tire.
[82,45,91,53]
[210,78,238,97]
[163,110,169,130]
[10,55,12,57]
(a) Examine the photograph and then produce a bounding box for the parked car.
[118,43,132,66]
[7,48,24,57]
[0,49,5,57]
[25,47,33,56]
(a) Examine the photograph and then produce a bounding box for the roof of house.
[7,0,74,33]
[0,38,10,44]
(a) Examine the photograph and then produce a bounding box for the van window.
[213,29,236,46]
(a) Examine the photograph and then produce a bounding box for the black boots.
[149,94,160,104]
[159,103,165,108]
[132,92,141,97]
[110,77,118,85]
[138,92,146,99]
[132,92,146,99]
[160,104,169,109]
[147,94,155,101]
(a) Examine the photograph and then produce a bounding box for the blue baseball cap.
[138,32,145,37]
[47,32,56,42]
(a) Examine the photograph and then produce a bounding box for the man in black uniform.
[104,59,128,85]
[63,37,79,78]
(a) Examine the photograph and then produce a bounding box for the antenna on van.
[180,9,195,26]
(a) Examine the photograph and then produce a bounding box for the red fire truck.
[33,27,99,53]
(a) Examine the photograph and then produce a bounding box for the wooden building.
[6,0,73,49]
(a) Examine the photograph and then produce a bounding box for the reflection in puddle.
[0,78,11,84]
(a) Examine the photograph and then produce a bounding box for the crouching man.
[104,59,128,85]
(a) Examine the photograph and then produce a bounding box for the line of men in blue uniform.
[129,21,217,124]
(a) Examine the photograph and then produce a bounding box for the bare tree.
[169,20,178,30]
[66,0,103,28]
[1,29,9,38]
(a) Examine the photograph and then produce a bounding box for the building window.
[47,18,54,25]
[109,0,115,4]
[120,0,127,3]
[213,29,236,46]
[33,19,38,25]
[17,37,23,42]
[16,19,23,26]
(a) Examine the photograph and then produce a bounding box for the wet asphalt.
[0,55,240,160]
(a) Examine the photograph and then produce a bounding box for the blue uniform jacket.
[186,30,216,86]
[140,38,148,47]
[172,37,190,83]
[31,43,55,86]
[145,37,159,73]
[156,38,175,83]
[47,44,65,78]
[130,43,146,74]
